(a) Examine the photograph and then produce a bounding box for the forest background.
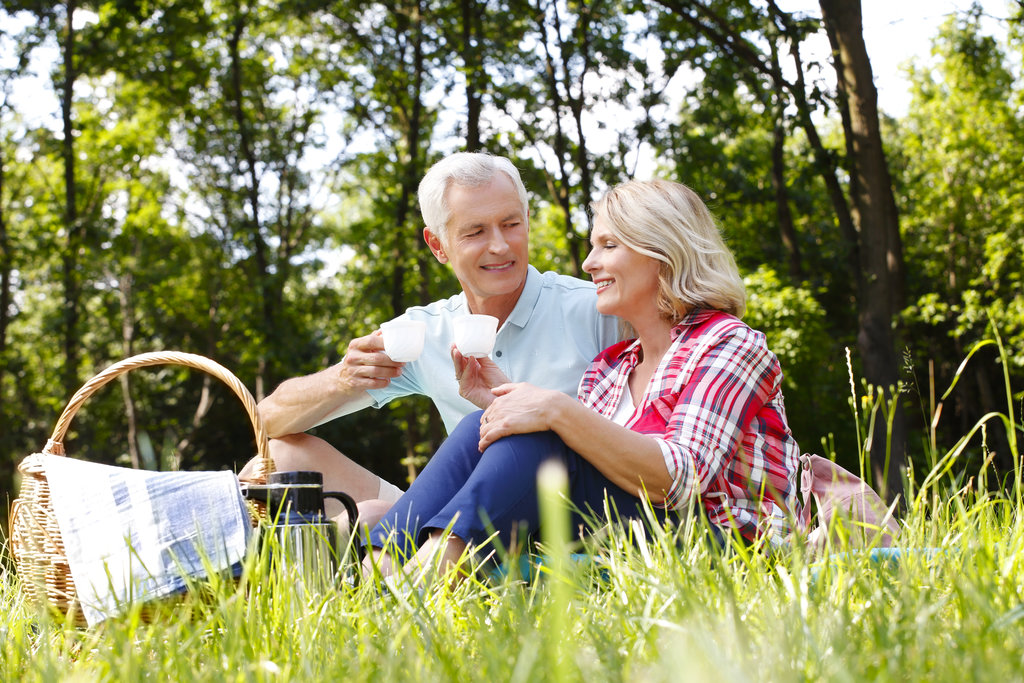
[1,0,1022,530]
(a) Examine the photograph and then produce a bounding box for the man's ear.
[423,227,448,264]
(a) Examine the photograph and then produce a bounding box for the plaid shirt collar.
[607,308,722,365]
[581,308,728,418]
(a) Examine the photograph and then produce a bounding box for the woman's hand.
[452,346,511,408]
[478,383,573,451]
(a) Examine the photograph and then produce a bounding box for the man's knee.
[267,433,322,465]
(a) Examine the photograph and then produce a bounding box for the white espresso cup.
[453,314,499,358]
[379,319,427,362]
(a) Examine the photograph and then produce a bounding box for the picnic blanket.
[42,455,251,625]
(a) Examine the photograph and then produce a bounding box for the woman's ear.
[423,227,448,264]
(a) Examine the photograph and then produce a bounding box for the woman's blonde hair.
[591,179,746,321]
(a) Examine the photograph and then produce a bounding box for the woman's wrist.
[548,391,584,433]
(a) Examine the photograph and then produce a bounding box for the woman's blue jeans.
[366,410,669,560]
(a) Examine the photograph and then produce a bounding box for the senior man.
[242,152,618,518]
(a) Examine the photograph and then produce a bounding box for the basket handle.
[42,351,272,476]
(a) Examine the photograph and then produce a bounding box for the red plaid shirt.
[578,309,800,544]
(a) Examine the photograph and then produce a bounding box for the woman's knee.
[449,410,484,441]
[486,430,568,471]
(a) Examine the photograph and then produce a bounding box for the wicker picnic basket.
[8,351,275,624]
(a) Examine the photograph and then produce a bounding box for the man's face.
[424,173,529,308]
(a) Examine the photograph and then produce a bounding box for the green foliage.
[528,202,578,274]
[1,0,1021,504]
[742,266,850,458]
[897,7,1024,471]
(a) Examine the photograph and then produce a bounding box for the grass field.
[2,344,1022,682]
[4,472,1023,681]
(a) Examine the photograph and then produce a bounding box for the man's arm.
[258,331,403,437]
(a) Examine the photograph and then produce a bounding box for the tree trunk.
[785,37,861,297]
[769,44,802,280]
[0,144,9,387]
[61,0,81,397]
[116,264,140,469]
[460,0,483,150]
[770,115,802,281]
[534,0,584,275]
[396,0,429,480]
[0,147,9,366]
[820,0,908,499]
[0,136,12,506]
[227,11,275,396]
[391,0,425,320]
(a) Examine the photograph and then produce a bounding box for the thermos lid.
[241,470,330,524]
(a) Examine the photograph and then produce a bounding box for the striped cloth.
[42,455,251,625]
[578,309,801,544]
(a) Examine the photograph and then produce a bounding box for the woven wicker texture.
[9,351,274,625]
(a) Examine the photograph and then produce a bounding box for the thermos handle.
[323,491,363,560]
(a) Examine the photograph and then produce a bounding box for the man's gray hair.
[418,152,529,243]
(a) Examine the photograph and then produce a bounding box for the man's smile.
[482,261,515,271]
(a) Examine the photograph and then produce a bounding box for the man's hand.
[337,331,407,391]
[452,346,511,408]
[257,330,401,437]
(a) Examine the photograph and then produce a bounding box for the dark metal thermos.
[241,470,360,590]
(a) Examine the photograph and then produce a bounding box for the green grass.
[3,339,1023,682]
[5,479,1023,681]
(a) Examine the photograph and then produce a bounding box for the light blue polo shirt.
[366,266,620,434]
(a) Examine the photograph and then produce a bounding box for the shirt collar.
[669,308,718,341]
[613,308,719,362]
[504,265,542,329]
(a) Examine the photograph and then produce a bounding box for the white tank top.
[610,382,635,426]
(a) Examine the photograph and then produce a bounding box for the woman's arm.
[478,324,783,509]
[478,384,674,501]
[654,325,780,508]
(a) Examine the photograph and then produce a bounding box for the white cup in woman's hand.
[379,319,427,362]
[453,314,498,358]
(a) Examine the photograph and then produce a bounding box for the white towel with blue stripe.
[42,455,251,625]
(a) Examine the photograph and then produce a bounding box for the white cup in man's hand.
[453,314,498,358]
[380,319,427,362]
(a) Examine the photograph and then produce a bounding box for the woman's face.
[582,214,662,324]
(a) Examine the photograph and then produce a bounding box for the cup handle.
[323,491,363,560]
